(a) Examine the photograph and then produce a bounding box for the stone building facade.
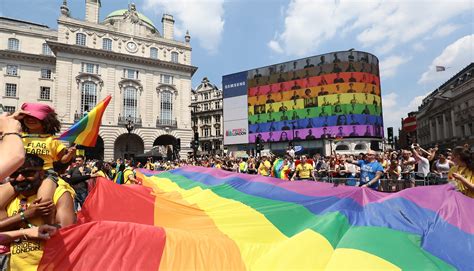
[0,0,197,160]
[416,63,474,149]
[190,77,223,155]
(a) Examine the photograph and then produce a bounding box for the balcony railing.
[118,116,142,127]
[156,118,177,128]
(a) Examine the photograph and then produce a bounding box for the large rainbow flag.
[39,166,473,270]
[58,95,111,147]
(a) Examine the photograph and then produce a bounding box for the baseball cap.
[21,103,54,121]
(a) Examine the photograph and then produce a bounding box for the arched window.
[123,87,138,119]
[8,38,19,51]
[76,33,87,46]
[150,47,158,59]
[354,143,367,151]
[81,82,97,114]
[42,43,52,55]
[335,144,350,151]
[171,52,178,63]
[160,90,173,125]
[102,38,112,51]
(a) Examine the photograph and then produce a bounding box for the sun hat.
[21,103,54,120]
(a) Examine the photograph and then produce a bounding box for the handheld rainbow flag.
[58,95,111,147]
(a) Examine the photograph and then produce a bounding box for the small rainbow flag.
[58,95,111,147]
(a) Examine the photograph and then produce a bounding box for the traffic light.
[387,127,394,144]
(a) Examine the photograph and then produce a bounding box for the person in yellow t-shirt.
[258,156,272,177]
[0,154,76,271]
[448,146,474,198]
[0,103,76,226]
[291,156,315,181]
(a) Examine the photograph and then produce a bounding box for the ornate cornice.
[119,78,143,92]
[0,50,55,65]
[46,41,198,76]
[75,72,104,90]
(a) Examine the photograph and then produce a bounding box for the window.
[4,106,15,113]
[5,83,17,97]
[6,65,18,76]
[42,43,52,55]
[204,93,209,100]
[204,128,210,137]
[80,82,97,114]
[171,52,179,63]
[124,69,138,80]
[203,103,209,110]
[102,38,112,51]
[335,145,350,151]
[354,143,367,151]
[160,91,173,123]
[204,116,210,124]
[214,101,220,109]
[40,87,51,100]
[8,38,19,51]
[150,47,158,59]
[76,33,86,46]
[81,63,99,74]
[41,68,52,79]
[214,115,220,123]
[160,74,173,85]
[123,87,138,119]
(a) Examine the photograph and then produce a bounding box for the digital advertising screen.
[245,51,383,143]
[223,71,250,145]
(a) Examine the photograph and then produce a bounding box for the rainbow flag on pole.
[58,95,111,147]
[39,167,473,270]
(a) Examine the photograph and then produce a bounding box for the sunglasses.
[9,168,41,179]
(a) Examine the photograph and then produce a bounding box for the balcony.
[118,116,142,127]
[156,118,177,128]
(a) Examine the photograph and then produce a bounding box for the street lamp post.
[189,104,199,161]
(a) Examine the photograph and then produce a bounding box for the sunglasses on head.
[9,168,42,179]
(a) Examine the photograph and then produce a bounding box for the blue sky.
[1,0,473,136]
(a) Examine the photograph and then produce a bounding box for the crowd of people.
[0,102,473,270]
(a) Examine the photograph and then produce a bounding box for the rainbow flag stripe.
[39,166,474,270]
[58,95,111,147]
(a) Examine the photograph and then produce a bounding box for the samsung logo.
[224,81,246,89]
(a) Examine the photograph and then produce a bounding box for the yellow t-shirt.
[22,133,66,170]
[7,179,75,271]
[448,166,474,198]
[296,163,314,179]
[258,161,271,176]
[123,168,135,185]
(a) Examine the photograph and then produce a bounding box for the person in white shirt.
[411,144,430,179]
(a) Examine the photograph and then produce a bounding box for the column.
[442,113,448,139]
[451,110,457,138]
[430,119,435,143]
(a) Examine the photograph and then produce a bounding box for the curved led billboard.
[246,51,383,143]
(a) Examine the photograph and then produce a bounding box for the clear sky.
[1,0,473,136]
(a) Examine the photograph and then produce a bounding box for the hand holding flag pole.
[58,95,112,147]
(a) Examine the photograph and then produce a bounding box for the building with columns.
[190,77,223,155]
[416,63,474,149]
[0,1,197,160]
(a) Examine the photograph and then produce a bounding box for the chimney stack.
[161,14,175,40]
[85,0,100,24]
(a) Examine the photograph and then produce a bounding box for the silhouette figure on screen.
[257,133,265,143]
[318,86,329,95]
[333,53,341,64]
[280,131,289,142]
[335,84,342,93]
[254,69,262,79]
[279,104,288,112]
[281,111,289,121]
[350,94,357,104]
[291,81,301,90]
[364,126,372,137]
[292,111,299,120]
[360,74,367,83]
[268,132,275,142]
[334,73,344,83]
[269,122,276,132]
[321,127,331,139]
[291,100,299,111]
[349,73,357,83]
[255,86,261,96]
[334,104,344,114]
[319,76,328,86]
[374,125,382,137]
[317,55,326,66]
[277,73,285,83]
[348,115,359,125]
[360,62,367,73]
[267,103,274,114]
[348,52,355,62]
[337,115,348,125]
[322,116,329,126]
[373,97,379,107]
[346,63,356,72]
[365,93,369,102]
[304,58,314,68]
[291,71,300,81]
[291,91,300,100]
[335,94,342,105]
[317,66,325,76]
[336,127,345,138]
[294,130,302,141]
[266,94,275,103]
[322,97,330,106]
[348,83,356,93]
[371,85,377,95]
[307,117,316,128]
[348,104,357,114]
[349,126,359,136]
[362,105,371,115]
[306,129,316,140]
[279,64,286,73]
[304,97,314,108]
[268,112,275,122]
[332,63,342,73]
[304,88,312,98]
[360,53,369,63]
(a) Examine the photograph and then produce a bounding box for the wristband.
[0,132,22,140]
[20,210,26,222]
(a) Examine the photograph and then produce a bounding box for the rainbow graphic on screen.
[247,51,383,143]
